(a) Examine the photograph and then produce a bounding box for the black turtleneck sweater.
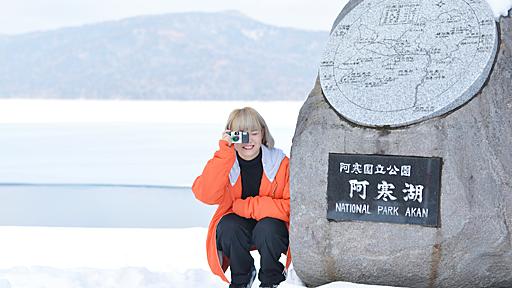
[237,149,263,199]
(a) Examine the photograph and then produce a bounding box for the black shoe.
[229,266,256,288]
[259,268,285,287]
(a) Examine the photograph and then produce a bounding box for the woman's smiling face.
[234,130,263,161]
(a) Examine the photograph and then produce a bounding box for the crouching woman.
[192,107,291,288]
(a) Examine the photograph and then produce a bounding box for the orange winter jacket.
[192,140,291,283]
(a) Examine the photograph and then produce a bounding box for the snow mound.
[487,0,512,19]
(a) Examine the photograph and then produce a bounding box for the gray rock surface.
[290,6,512,288]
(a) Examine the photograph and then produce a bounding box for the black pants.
[216,213,289,286]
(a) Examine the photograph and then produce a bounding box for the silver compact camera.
[228,131,249,143]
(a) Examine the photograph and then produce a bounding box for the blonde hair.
[225,107,275,149]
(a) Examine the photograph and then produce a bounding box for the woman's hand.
[221,130,233,147]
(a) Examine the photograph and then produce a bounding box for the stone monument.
[290,0,512,287]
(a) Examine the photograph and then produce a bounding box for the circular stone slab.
[320,0,498,128]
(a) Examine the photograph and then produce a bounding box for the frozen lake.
[0,100,301,186]
[0,99,302,227]
[0,184,215,228]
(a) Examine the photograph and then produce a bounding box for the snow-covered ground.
[0,227,395,288]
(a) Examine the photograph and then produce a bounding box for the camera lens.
[232,136,239,142]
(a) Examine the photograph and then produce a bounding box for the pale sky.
[0,0,350,35]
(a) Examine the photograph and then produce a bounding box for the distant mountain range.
[0,11,328,100]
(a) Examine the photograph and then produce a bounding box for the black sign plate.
[327,153,442,227]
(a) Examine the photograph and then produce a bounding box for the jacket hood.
[229,145,286,186]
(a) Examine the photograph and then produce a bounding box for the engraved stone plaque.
[320,0,498,127]
[326,153,442,227]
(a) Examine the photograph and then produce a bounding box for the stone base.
[290,11,512,288]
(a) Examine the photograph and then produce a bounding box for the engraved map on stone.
[320,0,498,127]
